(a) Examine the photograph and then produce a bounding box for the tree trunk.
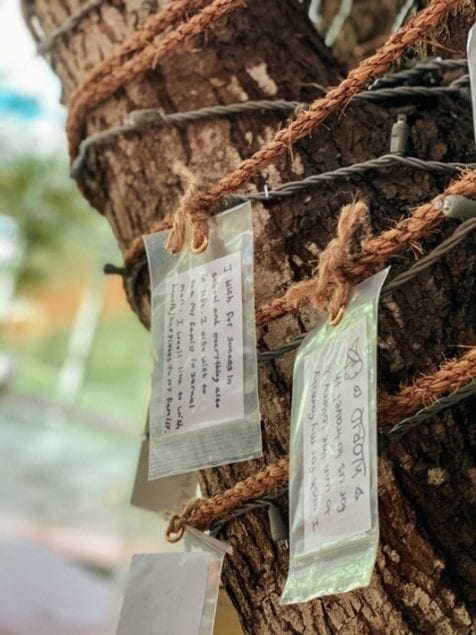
[24,1,475,632]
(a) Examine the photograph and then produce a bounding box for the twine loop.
[165,186,214,254]
[285,200,370,322]
[165,514,186,543]
[165,497,212,542]
[165,495,209,542]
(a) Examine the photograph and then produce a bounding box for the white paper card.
[468,24,476,141]
[161,251,244,436]
[116,553,209,635]
[303,316,370,553]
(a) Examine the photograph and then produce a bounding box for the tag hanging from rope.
[117,529,231,635]
[281,268,389,604]
[130,435,198,515]
[143,200,262,479]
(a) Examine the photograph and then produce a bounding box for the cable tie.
[390,114,409,156]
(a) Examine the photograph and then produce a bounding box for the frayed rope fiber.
[378,347,476,423]
[256,169,476,326]
[66,0,247,157]
[164,0,460,253]
[166,347,476,540]
[286,200,371,324]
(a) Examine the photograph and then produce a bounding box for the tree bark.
[24,0,475,632]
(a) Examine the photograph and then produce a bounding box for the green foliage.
[6,315,151,429]
[0,152,109,283]
[0,146,150,429]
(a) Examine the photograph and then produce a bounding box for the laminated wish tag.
[116,530,231,635]
[281,268,389,604]
[468,23,476,142]
[144,201,261,478]
[130,436,198,516]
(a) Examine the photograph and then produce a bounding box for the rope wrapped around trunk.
[166,347,476,541]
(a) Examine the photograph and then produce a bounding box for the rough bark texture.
[24,0,475,632]
[315,0,476,66]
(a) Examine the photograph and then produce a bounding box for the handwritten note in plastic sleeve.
[161,251,244,435]
[468,23,476,141]
[281,269,387,604]
[116,553,209,635]
[145,202,262,479]
[303,316,370,553]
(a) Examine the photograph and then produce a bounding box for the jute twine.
[166,347,476,540]
[67,0,246,157]
[256,169,476,326]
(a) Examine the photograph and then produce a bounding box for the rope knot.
[311,200,370,322]
[166,185,213,254]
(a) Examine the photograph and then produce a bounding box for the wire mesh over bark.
[23,0,476,632]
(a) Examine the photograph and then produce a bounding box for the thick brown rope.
[166,458,289,541]
[67,0,246,157]
[167,0,460,252]
[378,347,476,426]
[166,347,476,540]
[256,169,476,326]
[67,0,201,154]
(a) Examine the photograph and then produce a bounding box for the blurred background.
[0,3,245,634]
